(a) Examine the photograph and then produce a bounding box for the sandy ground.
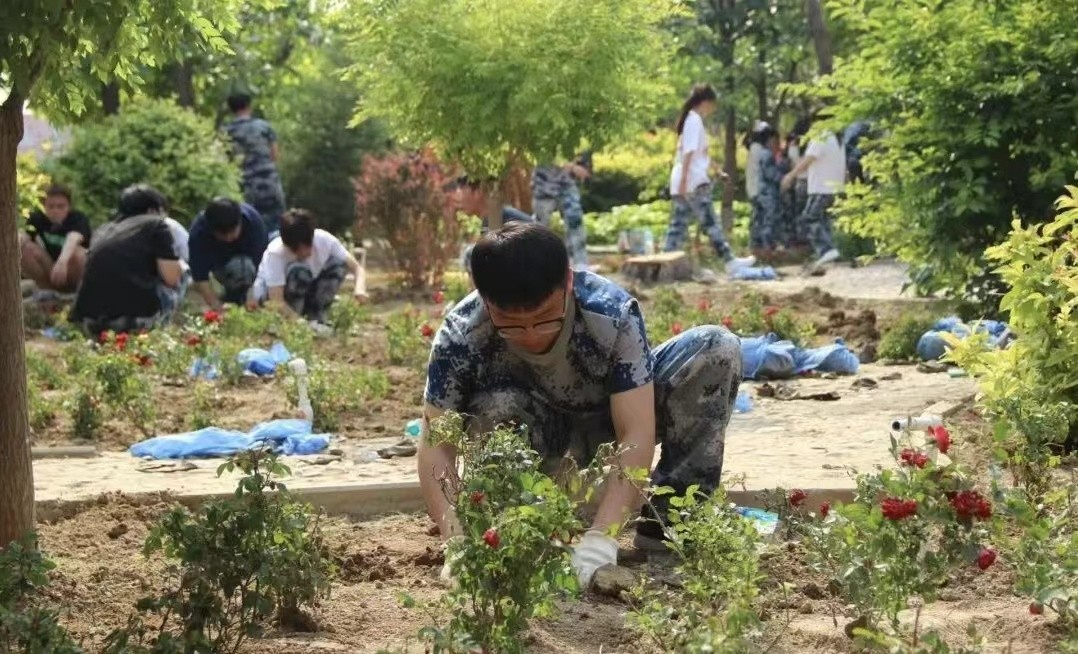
[32,364,975,503]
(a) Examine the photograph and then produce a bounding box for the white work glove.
[571,530,618,588]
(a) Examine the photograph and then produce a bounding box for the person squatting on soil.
[782,117,846,270]
[248,208,367,322]
[664,84,755,271]
[20,183,92,293]
[419,222,743,586]
[224,92,286,234]
[188,197,269,311]
[531,152,592,271]
[70,184,189,334]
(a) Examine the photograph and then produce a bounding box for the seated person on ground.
[189,198,268,311]
[248,208,367,321]
[419,223,743,586]
[20,184,92,292]
[70,184,187,334]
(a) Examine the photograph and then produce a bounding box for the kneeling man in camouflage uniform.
[419,223,742,586]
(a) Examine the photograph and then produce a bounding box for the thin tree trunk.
[806,0,833,75]
[170,60,197,108]
[101,82,120,115]
[721,108,737,235]
[0,96,36,548]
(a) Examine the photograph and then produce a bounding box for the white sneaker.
[813,248,840,267]
[727,255,757,270]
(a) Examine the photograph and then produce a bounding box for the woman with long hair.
[663,84,754,270]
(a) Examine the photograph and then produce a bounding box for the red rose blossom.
[929,425,951,454]
[819,502,830,518]
[99,331,111,344]
[433,290,446,304]
[697,298,711,312]
[881,497,918,520]
[722,316,734,329]
[1029,602,1044,615]
[420,323,435,339]
[136,354,153,367]
[671,322,683,335]
[203,310,221,323]
[186,335,202,347]
[483,528,500,548]
[899,448,930,468]
[950,490,992,520]
[976,547,997,570]
[764,306,780,319]
[788,489,807,507]
[470,491,485,505]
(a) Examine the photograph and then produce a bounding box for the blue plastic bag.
[188,357,220,380]
[735,390,753,414]
[729,265,778,281]
[740,334,797,380]
[237,341,292,376]
[794,338,860,375]
[130,418,330,460]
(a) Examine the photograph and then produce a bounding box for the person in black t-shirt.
[19,184,92,292]
[71,185,188,334]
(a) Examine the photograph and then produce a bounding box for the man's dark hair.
[227,93,252,113]
[203,197,243,235]
[279,208,316,250]
[471,223,569,311]
[45,183,72,203]
[117,184,167,219]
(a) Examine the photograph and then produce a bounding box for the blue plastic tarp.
[741,333,859,380]
[729,265,778,281]
[130,418,330,460]
[917,316,1012,360]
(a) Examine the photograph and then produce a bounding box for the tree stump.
[621,251,692,283]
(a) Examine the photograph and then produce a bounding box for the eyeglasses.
[488,291,569,340]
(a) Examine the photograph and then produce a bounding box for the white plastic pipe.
[289,358,314,423]
[890,414,943,432]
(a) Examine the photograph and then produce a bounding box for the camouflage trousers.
[798,193,837,256]
[534,185,589,270]
[78,268,191,334]
[663,183,734,261]
[243,175,286,234]
[280,257,347,321]
[213,255,257,305]
[750,192,782,250]
[463,325,742,527]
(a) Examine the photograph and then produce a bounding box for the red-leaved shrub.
[354,150,461,289]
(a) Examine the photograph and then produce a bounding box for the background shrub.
[354,150,461,289]
[15,152,51,219]
[51,99,239,225]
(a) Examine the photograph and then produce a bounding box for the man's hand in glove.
[571,530,618,587]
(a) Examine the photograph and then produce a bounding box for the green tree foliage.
[342,0,675,184]
[276,49,391,235]
[818,0,1078,295]
[51,99,239,225]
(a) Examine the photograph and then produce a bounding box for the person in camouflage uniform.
[752,126,793,253]
[531,152,591,270]
[419,223,742,586]
[225,93,286,234]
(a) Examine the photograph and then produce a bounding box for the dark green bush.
[51,99,239,225]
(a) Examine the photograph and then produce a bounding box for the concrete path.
[32,364,974,504]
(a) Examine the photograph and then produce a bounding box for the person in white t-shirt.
[248,208,367,321]
[664,84,754,270]
[782,120,845,269]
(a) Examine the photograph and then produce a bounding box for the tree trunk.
[721,108,737,235]
[485,184,503,230]
[101,82,120,115]
[169,60,197,108]
[0,97,36,548]
[806,0,833,75]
